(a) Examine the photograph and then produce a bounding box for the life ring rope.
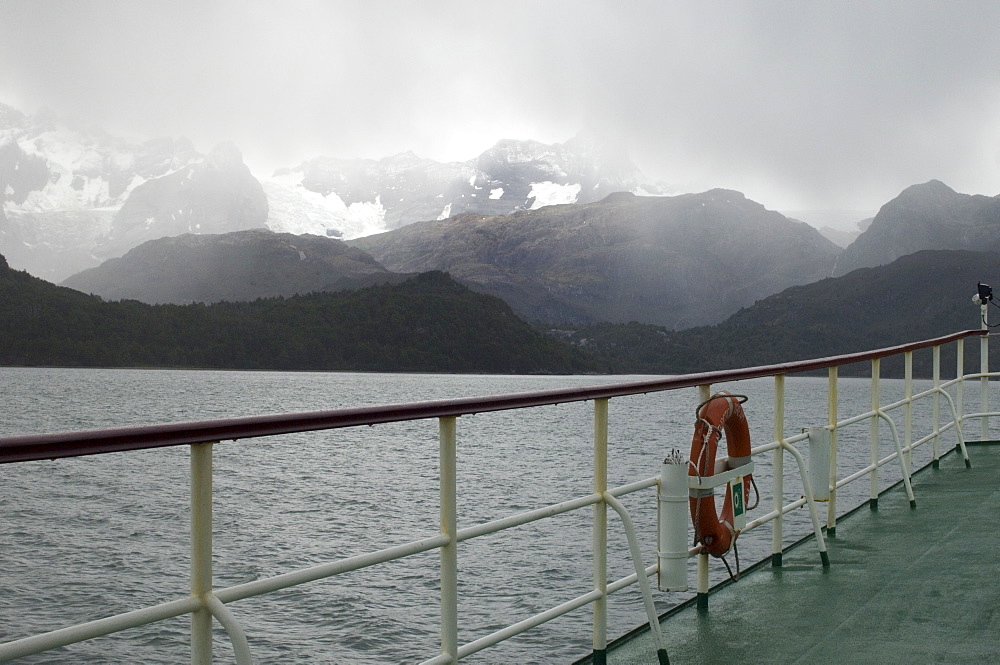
[688,392,754,561]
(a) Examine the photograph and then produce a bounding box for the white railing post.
[592,398,609,664]
[982,304,990,441]
[933,345,941,466]
[696,385,710,608]
[827,367,838,535]
[439,417,458,663]
[957,338,965,442]
[870,359,880,510]
[904,351,913,476]
[191,442,214,665]
[772,375,785,567]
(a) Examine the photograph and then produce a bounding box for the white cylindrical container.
[658,450,689,592]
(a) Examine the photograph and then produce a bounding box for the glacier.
[263,172,388,239]
[528,181,581,209]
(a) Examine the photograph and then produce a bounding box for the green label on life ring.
[732,478,745,525]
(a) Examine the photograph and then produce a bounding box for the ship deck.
[598,442,1000,665]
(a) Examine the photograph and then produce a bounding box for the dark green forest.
[0,255,592,373]
[2,249,996,378]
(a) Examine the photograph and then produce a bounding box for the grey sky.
[1,0,998,215]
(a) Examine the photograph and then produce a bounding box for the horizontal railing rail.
[0,327,992,664]
[0,330,982,464]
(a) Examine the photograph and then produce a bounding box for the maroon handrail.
[0,330,983,464]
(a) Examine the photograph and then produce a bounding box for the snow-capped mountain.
[0,105,200,213]
[0,103,266,281]
[103,141,267,259]
[266,133,656,238]
[1,101,657,282]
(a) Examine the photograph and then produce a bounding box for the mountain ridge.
[62,229,405,304]
[833,180,1000,276]
[557,248,998,377]
[352,189,840,328]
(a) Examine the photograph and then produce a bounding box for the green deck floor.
[601,444,1000,665]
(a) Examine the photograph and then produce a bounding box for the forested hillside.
[558,250,998,377]
[1,256,591,373]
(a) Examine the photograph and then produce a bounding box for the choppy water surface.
[0,368,987,663]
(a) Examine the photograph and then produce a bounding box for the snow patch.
[489,188,504,200]
[468,174,476,187]
[262,172,388,239]
[527,182,581,210]
[438,203,452,220]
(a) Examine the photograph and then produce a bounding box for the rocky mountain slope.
[560,248,998,376]
[353,190,841,328]
[0,103,267,281]
[101,142,268,259]
[62,229,403,304]
[833,180,1000,276]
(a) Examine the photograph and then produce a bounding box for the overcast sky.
[1,0,998,218]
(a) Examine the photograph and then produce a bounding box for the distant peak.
[897,180,956,198]
[206,142,245,169]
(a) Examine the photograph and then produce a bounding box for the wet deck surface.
[602,444,1000,665]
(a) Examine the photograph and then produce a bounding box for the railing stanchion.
[696,385,711,608]
[904,351,913,476]
[870,359,880,510]
[933,346,941,466]
[957,338,965,444]
[827,367,838,536]
[439,417,458,664]
[772,375,785,566]
[592,398,609,664]
[191,442,214,665]
[982,306,990,441]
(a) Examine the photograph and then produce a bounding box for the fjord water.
[0,368,972,664]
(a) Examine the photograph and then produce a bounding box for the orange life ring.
[688,392,753,558]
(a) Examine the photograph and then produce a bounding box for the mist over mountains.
[6,99,1000,374]
[352,190,839,328]
[0,102,657,281]
[272,133,652,236]
[0,104,264,281]
[833,180,1000,276]
[63,192,839,328]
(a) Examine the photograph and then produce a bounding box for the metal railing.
[0,328,993,664]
